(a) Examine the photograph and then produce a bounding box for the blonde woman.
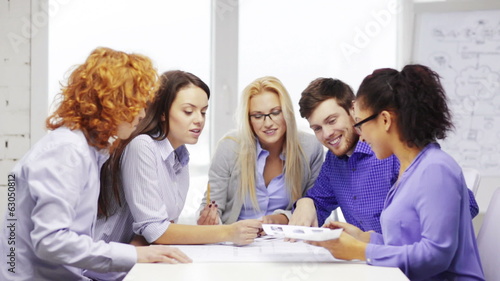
[198,76,324,226]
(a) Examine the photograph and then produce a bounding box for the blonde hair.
[235,76,306,211]
[46,47,158,150]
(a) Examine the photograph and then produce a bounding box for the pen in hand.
[206,183,211,205]
[198,183,219,225]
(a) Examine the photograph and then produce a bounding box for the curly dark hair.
[356,64,454,148]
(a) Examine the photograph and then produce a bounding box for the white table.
[124,262,409,281]
[124,240,408,281]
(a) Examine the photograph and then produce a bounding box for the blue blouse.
[366,143,484,280]
[238,140,290,220]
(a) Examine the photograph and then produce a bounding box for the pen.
[206,183,211,205]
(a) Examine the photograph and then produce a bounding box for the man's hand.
[288,198,318,227]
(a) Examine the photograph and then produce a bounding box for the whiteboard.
[413,9,500,176]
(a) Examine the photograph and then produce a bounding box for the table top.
[124,262,409,281]
[123,240,408,281]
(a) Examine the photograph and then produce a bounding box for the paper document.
[262,224,342,241]
[172,238,340,263]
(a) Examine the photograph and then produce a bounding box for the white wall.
[0,0,48,222]
[239,0,399,133]
[47,0,212,224]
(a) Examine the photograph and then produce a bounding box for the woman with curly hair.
[197,76,324,226]
[310,64,484,280]
[0,47,191,281]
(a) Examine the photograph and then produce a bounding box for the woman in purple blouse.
[310,64,484,280]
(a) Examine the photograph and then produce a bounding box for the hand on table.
[136,245,192,264]
[228,219,262,246]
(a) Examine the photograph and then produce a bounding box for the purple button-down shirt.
[305,141,399,233]
[305,141,478,233]
[238,141,290,220]
[366,143,484,280]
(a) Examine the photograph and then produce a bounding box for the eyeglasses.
[249,109,282,122]
[353,113,378,135]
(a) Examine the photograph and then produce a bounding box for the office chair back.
[476,187,500,281]
[462,168,481,195]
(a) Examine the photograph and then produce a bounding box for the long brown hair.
[98,70,210,218]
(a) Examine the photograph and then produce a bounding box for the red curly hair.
[46,47,158,150]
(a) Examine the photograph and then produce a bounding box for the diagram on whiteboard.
[414,10,500,176]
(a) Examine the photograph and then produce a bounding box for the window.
[48,0,399,224]
[49,0,211,223]
[239,0,398,132]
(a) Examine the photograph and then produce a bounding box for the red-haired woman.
[0,47,191,281]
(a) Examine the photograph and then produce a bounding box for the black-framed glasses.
[249,109,282,122]
[353,113,378,135]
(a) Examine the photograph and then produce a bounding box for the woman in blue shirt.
[310,64,484,280]
[197,76,324,226]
